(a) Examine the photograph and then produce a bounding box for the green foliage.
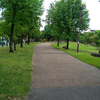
[0,0,44,52]
[80,32,95,44]
[26,0,44,40]
[96,30,100,44]
[0,21,11,36]
[46,0,90,46]
[0,43,40,100]
[42,25,53,41]
[90,34,98,42]
[90,30,100,46]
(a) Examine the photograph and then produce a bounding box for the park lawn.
[0,43,40,100]
[59,42,99,53]
[51,42,100,69]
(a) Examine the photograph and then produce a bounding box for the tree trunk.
[33,38,35,43]
[20,34,23,47]
[2,37,3,47]
[18,36,20,44]
[6,41,8,46]
[48,38,50,42]
[66,38,69,49]
[28,36,30,45]
[9,23,14,52]
[57,37,60,46]
[9,3,16,52]
[14,41,16,51]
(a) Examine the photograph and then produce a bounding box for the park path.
[26,43,100,100]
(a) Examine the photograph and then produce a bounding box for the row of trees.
[80,31,100,46]
[41,25,53,41]
[46,0,90,49]
[0,0,44,52]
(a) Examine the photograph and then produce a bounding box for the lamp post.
[77,6,83,53]
[99,0,100,53]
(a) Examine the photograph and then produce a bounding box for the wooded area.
[0,0,44,52]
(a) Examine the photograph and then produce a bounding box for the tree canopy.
[0,0,44,52]
[41,25,53,41]
[46,0,90,48]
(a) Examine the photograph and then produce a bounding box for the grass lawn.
[51,42,100,69]
[0,42,40,100]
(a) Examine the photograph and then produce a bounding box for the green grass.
[51,42,100,69]
[0,43,40,100]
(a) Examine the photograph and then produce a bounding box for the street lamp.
[77,6,83,53]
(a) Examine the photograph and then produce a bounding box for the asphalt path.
[26,43,100,100]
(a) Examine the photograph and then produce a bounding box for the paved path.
[26,43,100,100]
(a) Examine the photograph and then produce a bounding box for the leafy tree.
[42,25,53,41]
[46,1,63,46]
[0,0,44,52]
[14,23,28,48]
[46,0,90,48]
[96,31,100,44]
[91,30,100,53]
[90,34,98,44]
[79,32,95,44]
[26,0,44,45]
[0,21,10,47]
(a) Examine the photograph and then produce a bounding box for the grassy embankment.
[0,43,40,100]
[51,42,100,69]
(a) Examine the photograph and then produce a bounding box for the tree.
[46,1,63,46]
[96,31,100,46]
[60,0,73,49]
[79,32,95,44]
[42,25,53,41]
[0,0,44,52]
[25,0,44,45]
[91,30,100,53]
[0,0,27,52]
[0,21,11,47]
[46,0,90,48]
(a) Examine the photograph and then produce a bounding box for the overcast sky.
[41,0,100,31]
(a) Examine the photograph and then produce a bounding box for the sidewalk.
[26,43,100,100]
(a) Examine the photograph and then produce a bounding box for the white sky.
[40,0,100,31]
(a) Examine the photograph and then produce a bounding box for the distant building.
[90,30,100,33]
[90,30,95,33]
